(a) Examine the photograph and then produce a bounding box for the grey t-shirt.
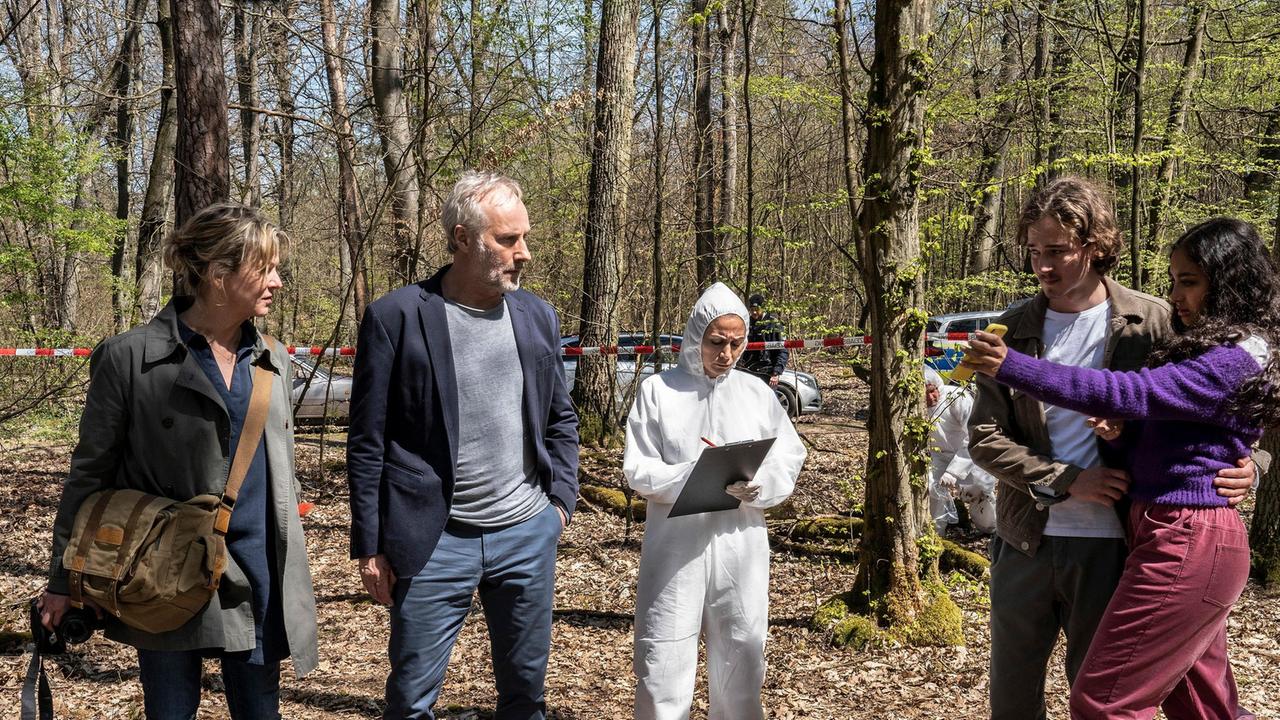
[444,297,549,526]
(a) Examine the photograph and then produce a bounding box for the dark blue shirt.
[178,319,286,665]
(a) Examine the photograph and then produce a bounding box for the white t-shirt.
[1037,299,1126,539]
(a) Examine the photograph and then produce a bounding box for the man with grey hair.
[348,170,580,719]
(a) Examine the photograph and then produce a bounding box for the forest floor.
[2,354,1279,719]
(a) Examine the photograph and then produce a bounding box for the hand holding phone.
[950,322,1008,382]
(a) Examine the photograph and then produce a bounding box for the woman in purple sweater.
[964,217,1279,720]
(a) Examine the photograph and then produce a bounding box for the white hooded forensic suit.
[624,283,807,720]
[925,367,997,534]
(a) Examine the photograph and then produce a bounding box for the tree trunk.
[1127,0,1147,289]
[651,0,665,367]
[833,0,862,273]
[1145,1,1206,258]
[137,0,177,321]
[111,0,148,331]
[692,0,717,288]
[411,0,442,271]
[573,0,642,445]
[968,5,1018,274]
[717,1,738,242]
[171,0,230,228]
[270,0,298,230]
[849,0,952,639]
[1244,105,1280,197]
[1030,0,1053,187]
[741,0,757,294]
[372,0,423,286]
[321,0,369,323]
[1250,429,1280,585]
[234,0,262,207]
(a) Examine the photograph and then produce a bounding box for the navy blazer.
[346,266,580,578]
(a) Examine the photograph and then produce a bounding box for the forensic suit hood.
[624,282,807,720]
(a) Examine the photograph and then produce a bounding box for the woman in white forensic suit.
[925,366,997,534]
[624,282,807,720]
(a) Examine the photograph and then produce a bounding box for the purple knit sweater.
[995,344,1264,506]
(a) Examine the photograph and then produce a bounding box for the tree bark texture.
[171,0,230,228]
[692,0,717,288]
[111,0,147,331]
[321,0,369,323]
[372,0,423,286]
[573,0,642,443]
[1250,429,1280,585]
[833,0,862,273]
[717,1,738,236]
[741,0,757,294]
[1244,106,1280,198]
[650,0,666,371]
[270,0,298,229]
[1145,1,1206,256]
[967,5,1018,275]
[854,0,935,620]
[234,0,262,207]
[1127,0,1147,289]
[137,0,178,322]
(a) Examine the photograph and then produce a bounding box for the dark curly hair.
[1148,217,1280,426]
[1017,176,1124,275]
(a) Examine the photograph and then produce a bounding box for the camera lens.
[59,613,93,645]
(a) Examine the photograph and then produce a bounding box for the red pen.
[700,437,716,448]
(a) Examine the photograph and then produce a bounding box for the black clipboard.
[668,437,777,517]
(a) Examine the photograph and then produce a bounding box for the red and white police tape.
[0,333,978,358]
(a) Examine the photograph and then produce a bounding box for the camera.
[30,598,100,654]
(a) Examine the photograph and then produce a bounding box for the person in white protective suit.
[624,282,807,720]
[925,366,997,534]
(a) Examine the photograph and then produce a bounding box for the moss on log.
[789,515,864,541]
[579,483,646,521]
[939,539,990,577]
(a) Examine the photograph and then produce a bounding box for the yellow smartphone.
[948,322,1008,383]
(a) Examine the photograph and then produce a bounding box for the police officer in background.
[741,293,789,387]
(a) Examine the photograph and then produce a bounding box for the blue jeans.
[385,503,562,720]
[137,648,281,720]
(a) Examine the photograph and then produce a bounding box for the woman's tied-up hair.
[163,203,289,293]
[1017,176,1124,275]
[440,170,524,253]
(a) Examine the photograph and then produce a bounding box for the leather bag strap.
[214,338,277,535]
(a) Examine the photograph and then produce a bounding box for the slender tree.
[234,0,262,206]
[1145,0,1206,255]
[111,0,148,330]
[1127,0,1148,288]
[967,4,1019,274]
[371,0,423,286]
[650,0,666,365]
[320,0,369,322]
[573,0,642,444]
[137,0,178,321]
[717,0,739,239]
[741,0,757,292]
[692,0,717,287]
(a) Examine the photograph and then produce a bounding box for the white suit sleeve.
[745,390,807,509]
[624,382,697,505]
[939,393,975,482]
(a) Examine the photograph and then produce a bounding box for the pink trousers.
[1069,501,1252,720]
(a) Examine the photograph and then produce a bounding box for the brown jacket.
[968,277,1171,556]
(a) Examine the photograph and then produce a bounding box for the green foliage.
[0,122,121,257]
